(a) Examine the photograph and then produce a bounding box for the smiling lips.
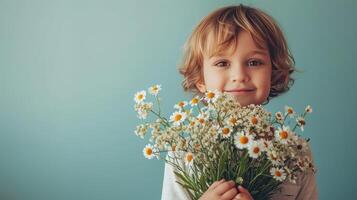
[225,88,255,92]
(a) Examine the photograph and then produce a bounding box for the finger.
[237,186,254,199]
[220,187,238,200]
[214,180,236,195]
[233,193,242,200]
[207,179,225,192]
[233,193,250,200]
[237,185,249,193]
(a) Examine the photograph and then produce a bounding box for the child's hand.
[199,179,238,200]
[233,186,254,200]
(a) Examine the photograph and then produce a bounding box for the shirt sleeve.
[270,143,318,200]
[295,144,318,200]
[161,152,191,200]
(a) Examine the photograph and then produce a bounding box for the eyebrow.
[248,49,269,57]
[209,49,269,60]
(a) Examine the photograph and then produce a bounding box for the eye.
[247,59,263,67]
[214,60,230,68]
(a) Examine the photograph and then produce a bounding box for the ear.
[195,81,206,93]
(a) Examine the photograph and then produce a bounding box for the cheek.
[264,75,271,92]
[204,69,225,88]
[256,71,272,96]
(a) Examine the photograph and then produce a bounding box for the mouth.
[224,89,255,95]
[225,89,255,92]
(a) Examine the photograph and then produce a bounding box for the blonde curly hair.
[178,4,296,104]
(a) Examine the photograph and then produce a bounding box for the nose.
[230,64,250,83]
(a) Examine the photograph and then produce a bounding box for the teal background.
[1,0,356,199]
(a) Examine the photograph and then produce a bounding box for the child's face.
[196,31,272,106]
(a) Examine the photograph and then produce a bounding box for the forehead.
[204,30,269,59]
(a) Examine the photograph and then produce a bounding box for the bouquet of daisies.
[133,85,315,200]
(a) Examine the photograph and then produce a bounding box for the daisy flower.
[196,112,209,125]
[204,90,220,103]
[248,141,264,158]
[184,152,194,166]
[169,111,187,126]
[305,105,313,113]
[296,117,306,131]
[227,115,239,127]
[270,167,287,182]
[285,106,295,118]
[250,115,259,125]
[219,126,232,138]
[134,102,153,119]
[275,125,292,144]
[134,124,148,138]
[197,117,206,126]
[184,108,193,117]
[234,131,254,149]
[143,144,155,159]
[275,112,284,122]
[190,96,200,107]
[267,150,282,166]
[261,139,272,150]
[174,101,188,110]
[148,84,161,96]
[136,110,148,119]
[296,139,308,152]
[134,90,146,104]
[189,120,196,127]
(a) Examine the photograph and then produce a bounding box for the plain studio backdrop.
[0,0,356,199]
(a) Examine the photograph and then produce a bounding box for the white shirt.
[161,150,318,200]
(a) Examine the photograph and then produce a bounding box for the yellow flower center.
[190,121,196,126]
[207,92,215,99]
[146,148,152,155]
[280,131,288,139]
[240,136,249,144]
[174,114,182,121]
[191,98,199,104]
[199,118,205,124]
[138,94,143,100]
[275,170,282,177]
[222,128,230,135]
[178,102,185,107]
[186,154,193,162]
[288,108,293,114]
[251,116,258,125]
[230,118,237,124]
[253,147,260,154]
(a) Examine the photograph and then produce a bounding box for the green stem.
[150,110,170,126]
[248,161,271,187]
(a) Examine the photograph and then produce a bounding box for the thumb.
[237,186,254,199]
[237,185,249,194]
[234,193,248,200]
